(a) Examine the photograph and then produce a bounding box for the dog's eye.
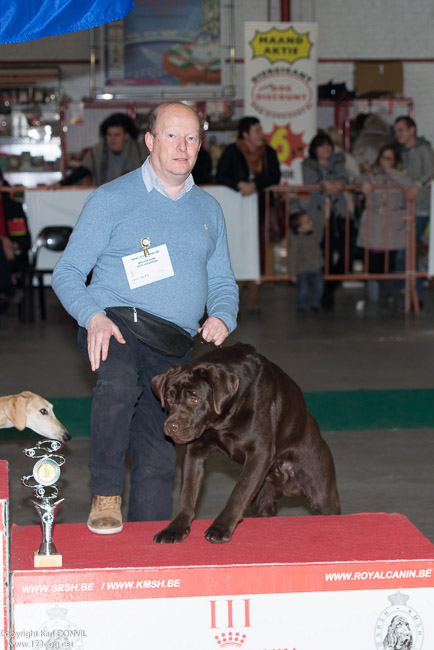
[187,396,199,404]
[166,396,174,404]
[39,408,49,416]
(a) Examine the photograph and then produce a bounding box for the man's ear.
[145,131,154,152]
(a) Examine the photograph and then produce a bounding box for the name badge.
[122,244,174,290]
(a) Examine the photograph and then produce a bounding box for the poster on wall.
[104,0,221,90]
[244,22,318,184]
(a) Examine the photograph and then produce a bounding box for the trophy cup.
[21,439,67,567]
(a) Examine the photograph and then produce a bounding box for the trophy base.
[34,551,63,568]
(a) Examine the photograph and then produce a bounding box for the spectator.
[0,171,30,311]
[216,116,281,313]
[356,144,415,309]
[288,210,324,313]
[302,131,353,310]
[54,113,148,187]
[394,115,434,307]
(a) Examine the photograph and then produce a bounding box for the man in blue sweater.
[52,102,238,535]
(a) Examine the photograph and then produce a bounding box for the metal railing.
[264,184,424,314]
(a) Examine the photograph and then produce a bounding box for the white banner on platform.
[12,587,433,649]
[244,22,318,184]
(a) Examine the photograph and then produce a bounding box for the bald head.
[147,102,202,140]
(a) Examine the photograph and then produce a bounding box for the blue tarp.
[0,0,134,44]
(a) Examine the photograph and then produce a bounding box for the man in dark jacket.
[394,116,434,306]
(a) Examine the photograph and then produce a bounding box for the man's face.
[105,126,129,153]
[394,120,416,147]
[145,105,201,186]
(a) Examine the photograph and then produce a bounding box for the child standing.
[289,210,324,313]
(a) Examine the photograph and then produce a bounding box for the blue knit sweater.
[52,168,238,336]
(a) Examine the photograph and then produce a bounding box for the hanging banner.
[244,22,318,184]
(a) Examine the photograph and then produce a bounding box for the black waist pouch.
[106,307,194,357]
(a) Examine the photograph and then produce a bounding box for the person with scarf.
[216,116,281,313]
[54,113,148,187]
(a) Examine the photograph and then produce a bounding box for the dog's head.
[151,362,239,444]
[4,392,71,442]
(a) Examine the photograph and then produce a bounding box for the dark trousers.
[368,250,401,305]
[394,215,429,302]
[296,269,323,310]
[322,217,356,308]
[78,315,192,522]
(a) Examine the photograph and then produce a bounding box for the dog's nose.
[62,430,72,442]
[165,421,180,436]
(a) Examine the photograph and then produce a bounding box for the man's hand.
[323,179,344,195]
[406,185,419,201]
[237,180,256,197]
[87,312,126,371]
[361,181,373,196]
[198,316,229,347]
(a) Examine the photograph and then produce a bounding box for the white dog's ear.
[4,394,28,430]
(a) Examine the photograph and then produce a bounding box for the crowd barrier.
[265,184,426,313]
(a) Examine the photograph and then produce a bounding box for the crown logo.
[47,605,68,620]
[388,591,410,607]
[215,632,247,647]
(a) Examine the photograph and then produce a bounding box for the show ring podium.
[9,509,434,649]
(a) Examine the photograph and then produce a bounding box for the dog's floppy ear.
[151,371,170,407]
[197,364,240,415]
[3,393,29,430]
[151,367,182,407]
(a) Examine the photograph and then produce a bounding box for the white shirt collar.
[141,156,194,200]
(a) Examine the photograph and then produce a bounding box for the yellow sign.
[249,26,312,64]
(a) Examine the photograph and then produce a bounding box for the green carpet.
[1,390,433,440]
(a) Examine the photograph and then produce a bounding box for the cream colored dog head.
[0,391,71,442]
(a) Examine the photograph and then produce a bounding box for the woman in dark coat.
[216,116,281,312]
[302,131,353,310]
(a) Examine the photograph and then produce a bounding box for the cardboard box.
[355,60,403,96]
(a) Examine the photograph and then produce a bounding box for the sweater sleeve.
[204,204,239,333]
[59,165,90,187]
[52,189,113,328]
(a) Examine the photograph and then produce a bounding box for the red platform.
[10,514,434,649]
[11,512,434,571]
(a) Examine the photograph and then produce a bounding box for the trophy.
[21,439,67,567]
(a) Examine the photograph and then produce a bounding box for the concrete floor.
[0,282,433,541]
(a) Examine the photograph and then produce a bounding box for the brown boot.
[87,495,123,535]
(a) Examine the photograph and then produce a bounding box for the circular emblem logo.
[33,457,61,487]
[375,591,424,649]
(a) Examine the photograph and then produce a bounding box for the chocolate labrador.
[151,342,341,544]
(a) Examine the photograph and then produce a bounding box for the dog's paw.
[204,524,233,544]
[153,524,190,544]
